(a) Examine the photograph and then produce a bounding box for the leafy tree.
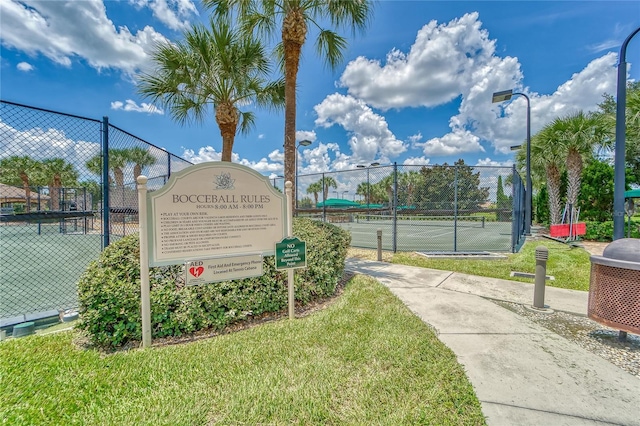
[138,16,285,162]
[38,158,79,210]
[578,160,614,222]
[415,159,489,211]
[205,0,374,208]
[0,155,40,212]
[79,180,101,210]
[86,149,130,187]
[397,171,423,207]
[598,81,640,185]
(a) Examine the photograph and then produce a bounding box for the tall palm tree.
[307,181,322,205]
[356,182,371,204]
[38,158,79,210]
[138,16,285,162]
[526,125,566,225]
[127,147,157,181]
[204,0,373,206]
[320,176,337,200]
[554,112,607,207]
[0,155,40,213]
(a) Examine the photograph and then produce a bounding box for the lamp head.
[492,89,513,103]
[298,139,312,147]
[370,162,380,166]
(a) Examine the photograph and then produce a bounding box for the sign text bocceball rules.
[147,163,285,266]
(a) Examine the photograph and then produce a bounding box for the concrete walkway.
[346,258,640,426]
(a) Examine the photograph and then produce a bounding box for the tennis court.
[0,223,103,318]
[333,214,513,252]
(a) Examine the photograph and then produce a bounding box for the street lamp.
[342,190,348,199]
[357,162,380,208]
[295,139,312,212]
[613,26,640,240]
[493,89,531,235]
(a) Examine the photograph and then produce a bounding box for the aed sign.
[275,237,307,270]
[185,254,263,286]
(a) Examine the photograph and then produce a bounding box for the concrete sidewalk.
[346,258,639,426]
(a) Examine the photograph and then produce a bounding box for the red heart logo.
[189,266,204,278]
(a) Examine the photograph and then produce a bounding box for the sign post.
[137,176,152,348]
[274,181,308,319]
[136,162,286,348]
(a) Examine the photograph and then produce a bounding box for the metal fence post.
[454,165,458,252]
[101,116,110,248]
[377,229,383,261]
[392,162,398,253]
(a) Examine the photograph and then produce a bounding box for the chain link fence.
[0,100,526,322]
[0,100,191,321]
[291,163,526,254]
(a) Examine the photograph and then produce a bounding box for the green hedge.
[77,218,351,348]
[584,219,640,241]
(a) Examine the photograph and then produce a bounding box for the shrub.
[583,219,640,241]
[77,218,351,348]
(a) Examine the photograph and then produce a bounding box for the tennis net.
[355,214,485,228]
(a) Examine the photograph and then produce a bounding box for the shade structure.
[624,189,640,198]
[316,198,361,208]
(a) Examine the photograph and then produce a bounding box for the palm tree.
[86,149,129,187]
[0,155,40,212]
[554,112,607,208]
[138,16,285,162]
[127,147,157,181]
[204,0,373,206]
[398,170,423,207]
[525,124,566,225]
[307,181,322,205]
[320,176,337,201]
[38,158,79,210]
[356,182,371,204]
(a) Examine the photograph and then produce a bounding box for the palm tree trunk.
[216,102,239,162]
[566,150,583,207]
[547,165,562,225]
[283,9,306,213]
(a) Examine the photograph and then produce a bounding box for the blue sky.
[1,0,640,180]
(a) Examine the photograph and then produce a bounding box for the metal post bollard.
[377,229,383,261]
[533,246,548,309]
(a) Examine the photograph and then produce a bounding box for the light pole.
[295,140,312,213]
[357,162,380,209]
[613,26,640,240]
[342,190,348,199]
[493,89,531,235]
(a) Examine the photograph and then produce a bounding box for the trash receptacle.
[588,238,640,336]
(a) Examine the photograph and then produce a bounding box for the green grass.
[0,275,485,426]
[391,240,591,291]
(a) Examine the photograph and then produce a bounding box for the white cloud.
[295,130,317,143]
[111,99,164,114]
[181,146,283,175]
[337,11,620,156]
[0,0,168,75]
[340,12,497,111]
[314,93,406,164]
[421,129,484,156]
[129,0,198,31]
[403,157,430,166]
[16,62,34,72]
[475,158,513,167]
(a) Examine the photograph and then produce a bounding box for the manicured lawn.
[390,240,591,291]
[0,275,485,425]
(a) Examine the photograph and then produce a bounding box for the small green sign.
[275,237,307,270]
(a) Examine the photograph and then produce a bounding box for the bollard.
[533,246,548,309]
[377,229,383,261]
